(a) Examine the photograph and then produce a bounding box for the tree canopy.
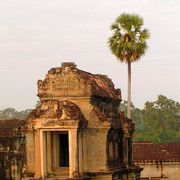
[108,13,150,63]
[0,108,32,120]
[120,95,180,143]
[140,95,180,143]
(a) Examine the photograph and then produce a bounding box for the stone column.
[47,131,52,173]
[52,132,58,170]
[56,132,60,167]
[43,131,47,176]
[69,128,78,178]
[34,129,41,178]
[78,129,83,176]
[123,136,129,166]
[82,129,88,172]
[128,136,132,166]
[40,130,45,179]
[25,130,35,174]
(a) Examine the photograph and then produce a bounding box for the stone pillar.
[34,129,41,178]
[78,129,83,176]
[52,132,58,170]
[43,131,47,176]
[69,128,78,178]
[25,130,35,174]
[47,131,52,173]
[123,136,129,166]
[83,129,88,172]
[40,130,44,179]
[128,136,132,166]
[56,132,60,167]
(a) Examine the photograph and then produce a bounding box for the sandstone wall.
[136,162,180,180]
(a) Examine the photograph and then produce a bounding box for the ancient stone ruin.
[0,62,142,180]
[23,62,142,179]
[0,119,26,179]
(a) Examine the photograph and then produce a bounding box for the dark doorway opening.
[59,133,69,167]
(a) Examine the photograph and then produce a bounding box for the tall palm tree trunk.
[127,61,131,119]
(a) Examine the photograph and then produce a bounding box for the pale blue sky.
[0,0,180,111]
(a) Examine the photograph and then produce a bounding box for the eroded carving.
[35,100,85,121]
[40,100,62,119]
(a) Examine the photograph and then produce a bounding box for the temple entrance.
[59,133,69,167]
[41,131,70,178]
[37,128,78,178]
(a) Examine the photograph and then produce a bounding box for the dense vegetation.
[0,95,179,143]
[121,95,180,143]
[0,108,32,120]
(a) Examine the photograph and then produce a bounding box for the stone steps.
[43,167,90,180]
[45,177,90,180]
[54,167,69,176]
[45,178,68,180]
[46,167,69,179]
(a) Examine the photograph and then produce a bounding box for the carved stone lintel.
[32,100,86,121]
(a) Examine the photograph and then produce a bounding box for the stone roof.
[133,142,180,162]
[80,70,121,101]
[0,119,24,138]
[37,62,121,101]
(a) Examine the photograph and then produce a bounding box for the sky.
[0,0,180,111]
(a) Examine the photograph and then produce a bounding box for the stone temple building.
[0,62,142,180]
[22,62,142,180]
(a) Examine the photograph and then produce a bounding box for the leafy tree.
[120,100,142,126]
[120,96,180,143]
[120,100,143,141]
[108,13,150,118]
[0,108,32,120]
[1,108,18,120]
[140,95,180,143]
[16,109,32,120]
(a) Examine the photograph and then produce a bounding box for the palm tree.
[108,13,150,119]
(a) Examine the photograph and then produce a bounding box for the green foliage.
[0,108,32,120]
[120,95,180,143]
[140,95,180,143]
[120,101,142,127]
[133,95,180,142]
[108,13,150,63]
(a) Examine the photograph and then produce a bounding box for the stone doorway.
[59,132,69,167]
[34,128,78,179]
[43,131,70,178]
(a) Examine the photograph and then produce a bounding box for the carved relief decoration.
[43,119,80,127]
[39,100,85,120]
[27,100,86,122]
[92,107,108,122]
[37,63,92,98]
[37,62,121,101]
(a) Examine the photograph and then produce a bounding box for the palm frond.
[108,13,150,63]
